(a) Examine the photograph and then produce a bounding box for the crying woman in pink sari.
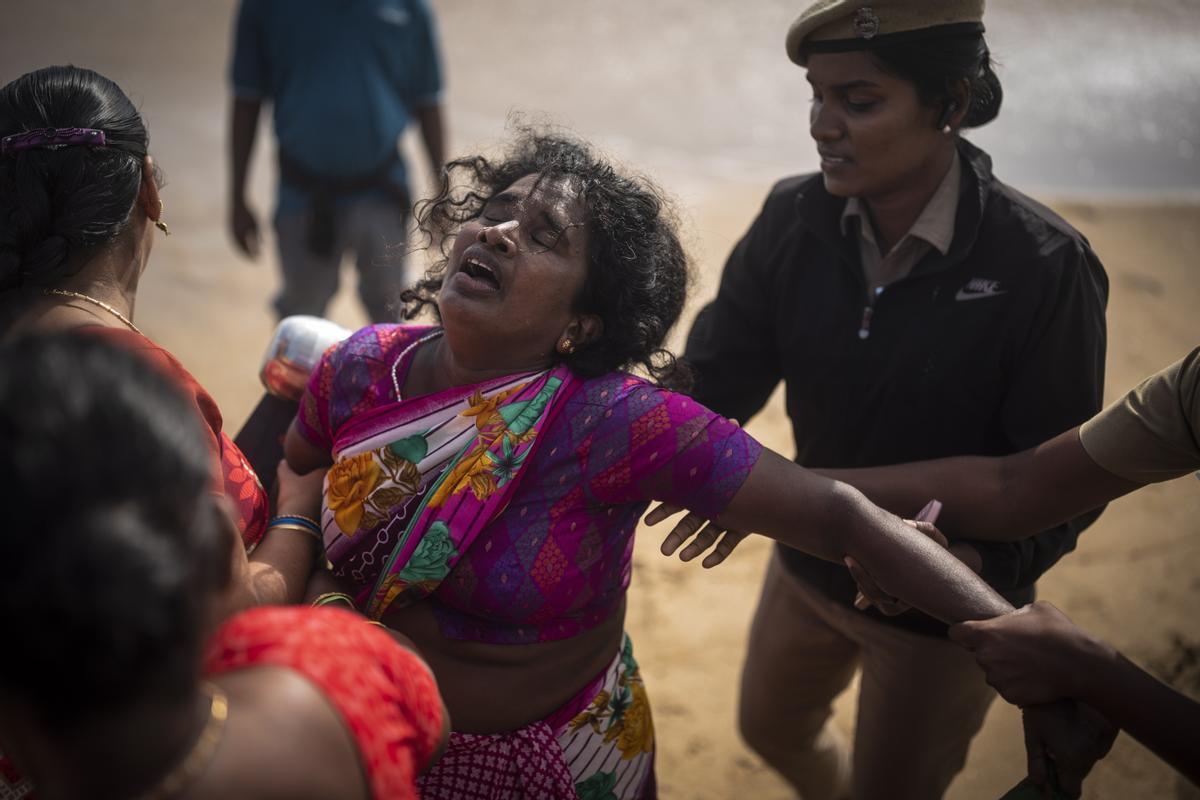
[284,133,1019,799]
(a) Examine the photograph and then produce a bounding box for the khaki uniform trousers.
[739,552,996,800]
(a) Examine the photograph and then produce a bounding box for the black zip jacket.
[684,139,1109,636]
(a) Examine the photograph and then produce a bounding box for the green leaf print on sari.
[388,432,429,464]
[498,376,562,434]
[575,770,618,800]
[484,435,528,487]
[398,521,457,583]
[620,635,639,674]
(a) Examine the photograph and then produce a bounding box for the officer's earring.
[938,102,959,135]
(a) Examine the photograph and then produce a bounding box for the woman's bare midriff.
[384,598,627,734]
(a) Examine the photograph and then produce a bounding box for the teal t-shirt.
[230,0,442,214]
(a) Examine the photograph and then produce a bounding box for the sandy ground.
[3,2,1199,798]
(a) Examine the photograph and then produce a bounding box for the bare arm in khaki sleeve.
[817,348,1200,541]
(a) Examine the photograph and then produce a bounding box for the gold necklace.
[43,288,143,335]
[140,683,229,800]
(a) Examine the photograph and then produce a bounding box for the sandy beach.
[3,1,1198,797]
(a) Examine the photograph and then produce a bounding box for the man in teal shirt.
[229,0,444,322]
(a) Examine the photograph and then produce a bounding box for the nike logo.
[955,278,1007,301]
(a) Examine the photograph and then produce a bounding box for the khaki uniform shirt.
[841,152,961,295]
[1080,347,1200,483]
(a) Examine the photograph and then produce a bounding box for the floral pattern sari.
[416,634,656,800]
[322,361,579,620]
[302,323,763,798]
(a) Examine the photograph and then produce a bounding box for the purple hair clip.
[0,127,107,156]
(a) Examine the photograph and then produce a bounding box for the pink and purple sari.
[297,324,763,798]
[320,349,576,620]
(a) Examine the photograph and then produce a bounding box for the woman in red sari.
[0,333,447,800]
[0,65,307,610]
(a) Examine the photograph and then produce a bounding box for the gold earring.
[558,338,575,355]
[155,200,171,236]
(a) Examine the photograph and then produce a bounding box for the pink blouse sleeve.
[576,378,764,518]
[293,324,422,452]
[295,339,340,452]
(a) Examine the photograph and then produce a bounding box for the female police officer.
[681,2,1110,797]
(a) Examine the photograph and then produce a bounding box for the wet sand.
[4,1,1199,797]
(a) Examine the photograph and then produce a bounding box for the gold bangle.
[311,592,356,609]
[267,522,322,544]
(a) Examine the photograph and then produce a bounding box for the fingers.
[902,518,949,548]
[232,208,261,259]
[701,530,749,569]
[644,502,684,526]
[658,511,707,556]
[679,523,725,562]
[1022,701,1108,799]
[946,619,985,649]
[649,504,746,567]
[1022,709,1049,788]
[1054,760,1085,799]
[844,557,908,615]
[844,557,874,609]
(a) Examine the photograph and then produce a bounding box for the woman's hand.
[276,459,327,519]
[646,502,751,568]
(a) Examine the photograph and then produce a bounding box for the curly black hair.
[402,130,692,390]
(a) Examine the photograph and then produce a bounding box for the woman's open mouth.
[456,255,502,293]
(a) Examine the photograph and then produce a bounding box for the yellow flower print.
[326,452,382,535]
[468,469,499,502]
[460,384,526,434]
[569,690,612,735]
[611,680,654,758]
[427,449,486,509]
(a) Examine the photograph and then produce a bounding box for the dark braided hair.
[0,333,229,724]
[0,66,154,295]
[403,130,693,390]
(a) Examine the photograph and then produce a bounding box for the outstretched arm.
[709,450,1013,622]
[816,428,1140,542]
